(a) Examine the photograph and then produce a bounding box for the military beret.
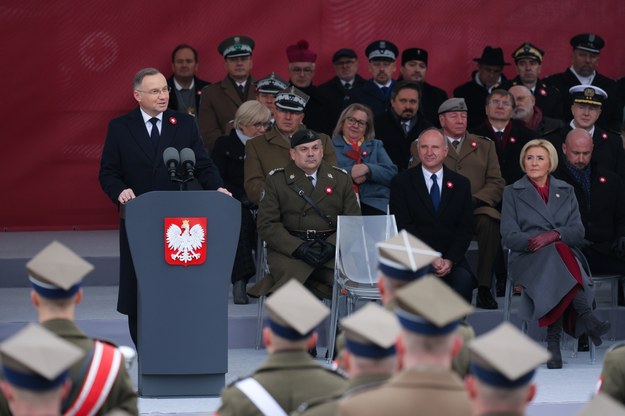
[365,40,398,62]
[218,35,255,58]
[275,86,309,113]
[255,72,289,95]
[570,33,605,54]
[376,230,440,281]
[286,40,317,63]
[401,48,428,66]
[438,97,468,114]
[569,85,608,106]
[332,48,357,63]
[512,42,545,64]
[473,46,510,66]
[290,129,320,148]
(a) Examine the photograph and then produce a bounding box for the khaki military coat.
[410,133,504,220]
[217,350,346,416]
[198,75,256,153]
[600,344,625,405]
[244,126,337,205]
[248,160,360,297]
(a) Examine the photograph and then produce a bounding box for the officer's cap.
[26,241,93,299]
[341,303,400,359]
[332,48,357,63]
[275,86,309,113]
[570,33,605,54]
[265,280,329,340]
[218,35,255,58]
[395,276,473,335]
[376,230,440,281]
[512,42,545,64]
[365,40,398,62]
[569,85,608,107]
[0,324,83,391]
[468,322,550,389]
[578,394,625,416]
[401,48,428,66]
[438,97,468,115]
[255,72,289,95]
[290,129,320,148]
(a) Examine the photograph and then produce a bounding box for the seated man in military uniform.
[247,129,360,299]
[216,280,347,416]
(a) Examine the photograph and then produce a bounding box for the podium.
[125,191,240,397]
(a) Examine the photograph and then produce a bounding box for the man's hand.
[528,230,559,251]
[217,187,232,197]
[118,188,136,204]
[432,257,452,277]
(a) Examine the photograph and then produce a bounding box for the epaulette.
[323,364,347,379]
[472,134,492,142]
[268,167,284,176]
[294,393,340,414]
[332,166,349,175]
[94,338,119,348]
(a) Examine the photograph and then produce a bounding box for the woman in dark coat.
[213,100,271,304]
[501,139,609,369]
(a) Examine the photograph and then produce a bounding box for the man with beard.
[374,81,432,171]
[509,84,564,142]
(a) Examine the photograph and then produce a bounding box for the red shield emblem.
[164,217,207,266]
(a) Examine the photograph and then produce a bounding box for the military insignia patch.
[164,218,207,266]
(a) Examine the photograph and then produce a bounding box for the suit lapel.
[516,176,556,226]
[128,108,156,161]
[438,167,454,214]
[411,166,437,216]
[311,163,336,204]
[221,78,242,107]
[157,111,177,157]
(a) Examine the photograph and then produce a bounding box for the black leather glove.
[315,240,336,266]
[472,197,486,209]
[611,237,625,258]
[293,240,336,267]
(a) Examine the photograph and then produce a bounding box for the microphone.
[180,148,196,178]
[163,147,180,181]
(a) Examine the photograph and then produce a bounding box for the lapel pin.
[510,137,516,143]
[470,141,477,148]
[328,173,333,179]
[325,186,333,195]
[361,150,369,157]
[602,133,608,139]
[555,193,560,198]
[540,89,547,96]
[169,117,177,125]
[446,181,454,189]
[599,176,607,183]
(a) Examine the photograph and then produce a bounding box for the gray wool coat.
[501,175,595,333]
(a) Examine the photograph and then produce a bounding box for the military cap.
[365,40,398,62]
[473,46,510,66]
[0,323,83,391]
[438,97,468,114]
[512,42,545,64]
[265,280,329,340]
[401,48,428,66]
[395,276,473,335]
[290,129,320,148]
[341,303,400,359]
[255,72,289,95]
[286,40,317,63]
[275,86,309,113]
[332,48,357,63]
[218,35,255,58]
[578,394,625,416]
[376,230,440,281]
[468,322,550,389]
[26,241,94,299]
[570,33,605,54]
[569,85,608,106]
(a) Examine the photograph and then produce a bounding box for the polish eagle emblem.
[165,219,205,264]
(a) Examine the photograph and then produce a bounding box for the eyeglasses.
[252,121,271,129]
[489,99,512,107]
[346,116,367,128]
[335,60,356,66]
[290,67,314,74]
[137,87,171,96]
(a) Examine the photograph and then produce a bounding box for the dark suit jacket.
[212,129,247,202]
[390,164,474,264]
[295,83,334,135]
[98,107,223,315]
[317,74,367,131]
[501,76,563,120]
[374,109,432,171]
[420,81,449,126]
[166,75,210,115]
[346,79,395,117]
[453,72,507,129]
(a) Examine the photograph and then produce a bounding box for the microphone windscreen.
[163,147,180,165]
[180,148,196,164]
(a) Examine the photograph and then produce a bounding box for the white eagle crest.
[166,220,205,263]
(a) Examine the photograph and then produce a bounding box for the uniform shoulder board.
[94,338,119,348]
[268,167,284,176]
[294,393,340,414]
[473,134,492,142]
[332,166,349,175]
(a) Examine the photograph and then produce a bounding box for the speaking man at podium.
[99,67,229,346]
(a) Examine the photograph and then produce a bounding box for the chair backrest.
[335,215,398,287]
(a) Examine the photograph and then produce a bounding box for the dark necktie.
[452,140,460,150]
[495,131,504,150]
[238,84,245,97]
[381,86,389,97]
[149,117,159,147]
[430,173,440,211]
[307,175,315,187]
[344,82,351,91]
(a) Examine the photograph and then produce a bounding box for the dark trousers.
[441,260,476,303]
[474,214,500,288]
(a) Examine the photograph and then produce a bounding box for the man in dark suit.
[99,68,227,346]
[544,33,621,131]
[166,44,210,118]
[398,48,448,126]
[390,128,476,302]
[374,80,433,171]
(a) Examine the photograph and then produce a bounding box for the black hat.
[473,46,510,66]
[401,48,428,66]
[290,129,319,148]
[570,33,605,54]
[255,72,289,95]
[332,48,357,63]
[365,40,398,62]
[218,35,255,58]
[511,42,545,64]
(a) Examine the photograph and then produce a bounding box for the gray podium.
[125,190,240,397]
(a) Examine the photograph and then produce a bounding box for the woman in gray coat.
[501,139,609,369]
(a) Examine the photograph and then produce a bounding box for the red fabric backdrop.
[2,0,624,230]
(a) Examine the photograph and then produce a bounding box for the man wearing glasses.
[198,35,256,154]
[99,68,227,346]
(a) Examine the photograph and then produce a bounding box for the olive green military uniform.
[243,126,337,206]
[292,373,388,416]
[600,343,625,405]
[217,350,347,416]
[248,160,360,298]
